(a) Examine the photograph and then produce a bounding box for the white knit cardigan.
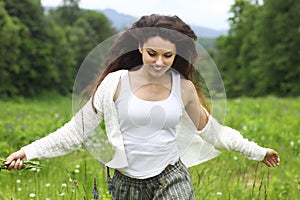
[22,70,267,168]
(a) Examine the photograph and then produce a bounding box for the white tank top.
[114,69,184,179]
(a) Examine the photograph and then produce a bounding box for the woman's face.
[139,36,176,77]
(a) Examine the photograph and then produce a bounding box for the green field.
[0,94,299,199]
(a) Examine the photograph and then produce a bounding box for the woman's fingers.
[14,159,22,170]
[262,149,280,167]
[7,160,16,170]
[5,150,26,170]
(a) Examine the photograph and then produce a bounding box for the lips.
[152,65,164,72]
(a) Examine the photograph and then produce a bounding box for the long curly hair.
[90,14,209,112]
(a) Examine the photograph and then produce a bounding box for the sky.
[41,0,235,30]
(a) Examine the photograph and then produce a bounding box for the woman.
[5,14,280,199]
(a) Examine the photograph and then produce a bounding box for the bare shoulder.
[180,79,197,106]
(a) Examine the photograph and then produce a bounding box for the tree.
[49,0,82,26]
[215,0,260,97]
[4,0,57,96]
[0,1,24,97]
[255,0,300,96]
[215,0,300,97]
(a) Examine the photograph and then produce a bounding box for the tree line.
[0,0,115,98]
[0,0,299,99]
[214,0,300,97]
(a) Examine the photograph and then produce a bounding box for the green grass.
[0,95,299,199]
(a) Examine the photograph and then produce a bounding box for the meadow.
[0,94,299,199]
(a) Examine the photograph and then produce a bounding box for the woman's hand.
[262,148,280,167]
[5,150,27,170]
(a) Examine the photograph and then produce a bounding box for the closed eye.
[164,54,173,58]
[147,51,157,57]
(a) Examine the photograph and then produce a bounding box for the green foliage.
[255,0,300,96]
[1,158,42,171]
[0,0,115,98]
[0,96,299,199]
[0,1,24,97]
[215,0,300,97]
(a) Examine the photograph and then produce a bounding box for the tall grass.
[0,94,299,199]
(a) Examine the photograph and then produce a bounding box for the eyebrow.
[145,47,175,54]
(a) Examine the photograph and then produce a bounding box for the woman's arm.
[6,98,103,170]
[181,80,280,167]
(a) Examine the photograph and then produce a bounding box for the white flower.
[29,193,36,198]
[290,141,295,147]
[17,188,22,192]
[217,192,222,196]
[45,183,51,187]
[60,192,65,196]
[69,178,73,182]
[74,169,80,173]
[46,198,51,200]
[233,156,238,160]
[242,125,248,131]
[61,183,67,187]
[30,168,37,172]
[75,164,80,168]
[16,179,21,184]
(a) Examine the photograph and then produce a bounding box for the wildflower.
[61,183,67,187]
[74,169,80,173]
[30,168,37,172]
[75,164,80,168]
[92,177,99,200]
[290,141,295,147]
[54,113,60,119]
[7,124,13,132]
[217,192,222,196]
[21,125,27,131]
[17,188,22,192]
[60,192,65,196]
[46,198,51,200]
[29,193,36,198]
[45,183,51,187]
[16,179,21,183]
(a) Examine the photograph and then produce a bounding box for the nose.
[155,55,164,66]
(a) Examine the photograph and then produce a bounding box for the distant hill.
[43,6,227,38]
[97,9,137,30]
[97,9,227,38]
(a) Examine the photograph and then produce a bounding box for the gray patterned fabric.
[112,160,195,200]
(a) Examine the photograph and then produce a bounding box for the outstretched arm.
[5,98,103,170]
[181,79,280,167]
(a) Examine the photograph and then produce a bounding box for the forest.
[0,0,299,99]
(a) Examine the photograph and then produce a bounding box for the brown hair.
[90,14,210,112]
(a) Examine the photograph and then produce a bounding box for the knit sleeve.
[21,98,103,160]
[197,114,267,161]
